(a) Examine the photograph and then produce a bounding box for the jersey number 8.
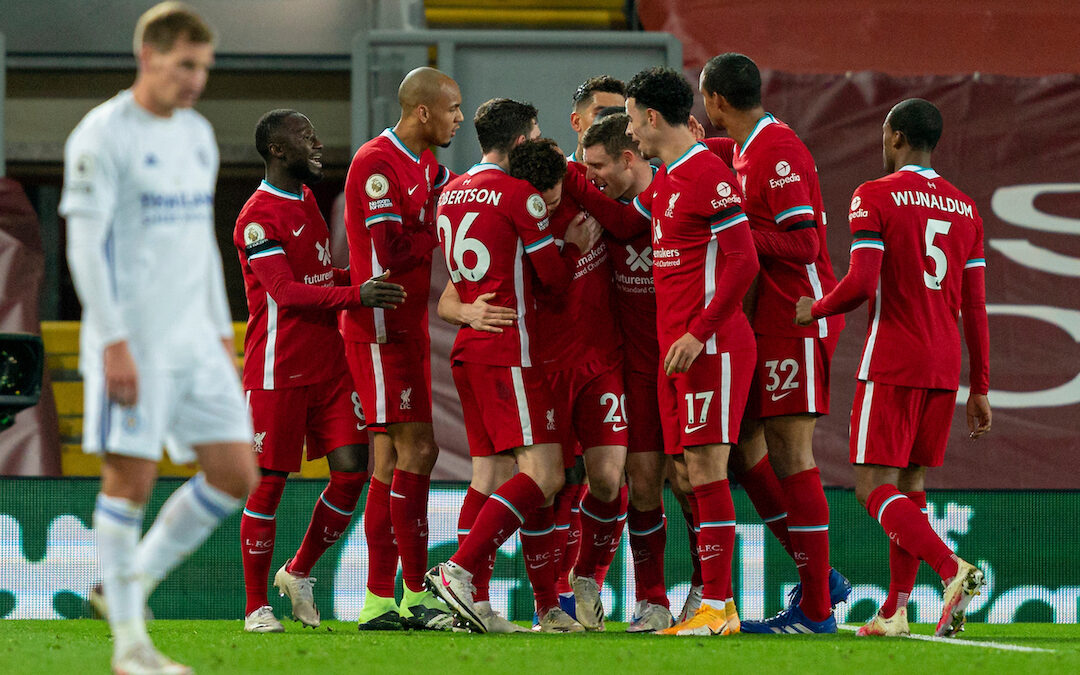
[437,212,491,282]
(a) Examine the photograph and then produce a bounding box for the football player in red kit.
[796,98,991,639]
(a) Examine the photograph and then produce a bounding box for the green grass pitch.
[4,621,1079,673]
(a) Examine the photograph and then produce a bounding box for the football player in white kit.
[59,4,257,674]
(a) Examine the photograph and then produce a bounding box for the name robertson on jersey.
[890,190,974,218]
[653,247,682,268]
[437,187,503,207]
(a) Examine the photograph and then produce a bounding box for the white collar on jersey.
[258,180,303,201]
[736,113,778,158]
[466,162,505,175]
[666,142,708,173]
[381,128,422,164]
[898,164,941,179]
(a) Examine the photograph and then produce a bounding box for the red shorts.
[849,380,957,468]
[746,333,839,418]
[452,361,562,457]
[246,375,368,473]
[546,356,629,467]
[624,367,663,454]
[344,339,432,430]
[657,347,755,454]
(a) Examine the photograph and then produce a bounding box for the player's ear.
[416,104,430,124]
[570,111,583,134]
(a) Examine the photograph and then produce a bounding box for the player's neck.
[625,161,653,199]
[481,151,508,170]
[392,119,430,158]
[131,77,176,118]
[263,167,303,197]
[892,149,933,172]
[727,107,767,146]
[656,128,699,167]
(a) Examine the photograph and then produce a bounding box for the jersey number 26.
[437,212,491,282]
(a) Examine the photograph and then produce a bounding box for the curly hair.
[508,138,567,192]
[474,98,538,155]
[625,66,693,127]
[701,53,761,111]
[572,75,626,110]
[582,113,639,161]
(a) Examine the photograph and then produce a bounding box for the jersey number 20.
[437,212,491,282]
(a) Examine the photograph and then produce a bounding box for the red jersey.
[342,128,451,344]
[633,144,758,354]
[606,198,659,376]
[235,181,352,390]
[846,166,986,390]
[532,165,622,370]
[436,163,574,367]
[731,114,842,339]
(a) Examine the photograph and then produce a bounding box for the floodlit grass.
[3,620,1079,674]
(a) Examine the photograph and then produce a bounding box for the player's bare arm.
[436,280,516,333]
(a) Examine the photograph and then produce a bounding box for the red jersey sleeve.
[560,163,649,240]
[513,188,575,294]
[703,136,736,167]
[961,217,989,394]
[752,147,820,262]
[361,157,439,273]
[687,195,759,342]
[249,253,366,310]
[811,184,884,318]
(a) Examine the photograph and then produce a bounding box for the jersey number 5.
[437,212,491,282]
[923,217,952,290]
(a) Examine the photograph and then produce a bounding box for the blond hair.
[133,2,214,56]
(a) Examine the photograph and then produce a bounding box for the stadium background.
[0,0,1077,623]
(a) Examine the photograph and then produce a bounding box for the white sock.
[135,473,242,591]
[94,494,149,653]
[701,597,726,611]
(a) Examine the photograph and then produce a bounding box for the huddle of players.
[234,55,991,639]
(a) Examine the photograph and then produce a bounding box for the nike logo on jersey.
[684,423,707,434]
[611,424,628,433]
[408,185,419,195]
[770,391,793,402]
[292,225,306,236]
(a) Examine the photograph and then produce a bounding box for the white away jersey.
[60,89,231,373]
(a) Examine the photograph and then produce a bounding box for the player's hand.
[361,270,407,309]
[463,292,517,333]
[966,393,992,439]
[103,340,138,406]
[664,333,704,375]
[688,114,706,141]
[794,296,816,326]
[564,212,602,253]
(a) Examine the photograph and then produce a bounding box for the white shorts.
[82,349,252,464]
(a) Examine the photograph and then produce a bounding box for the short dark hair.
[474,98,538,155]
[572,75,626,110]
[582,113,639,161]
[701,53,761,111]
[625,67,693,127]
[508,138,567,192]
[255,108,300,161]
[887,98,944,152]
[594,105,626,121]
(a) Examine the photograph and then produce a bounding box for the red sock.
[594,484,629,586]
[575,491,622,578]
[881,491,926,616]
[458,487,492,602]
[364,477,398,597]
[391,469,431,593]
[242,474,286,614]
[682,494,703,587]
[737,455,794,558]
[554,483,584,594]
[866,484,958,582]
[521,505,559,612]
[694,480,735,601]
[289,471,367,577]
[452,473,544,574]
[628,505,668,607]
[782,467,832,621]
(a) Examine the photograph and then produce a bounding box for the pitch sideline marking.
[838,624,1056,653]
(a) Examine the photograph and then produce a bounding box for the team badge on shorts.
[244,223,267,244]
[365,173,390,198]
[253,431,267,453]
[526,193,547,219]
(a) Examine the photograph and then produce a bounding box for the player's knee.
[854,483,873,508]
[587,472,621,503]
[533,468,565,500]
[629,482,662,511]
[327,444,369,473]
